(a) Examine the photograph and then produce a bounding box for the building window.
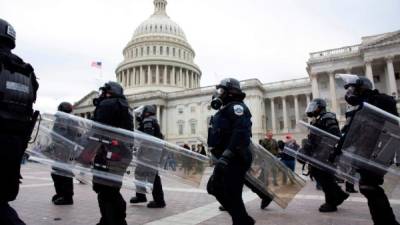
[178,108,183,114]
[279,120,284,130]
[140,47,143,56]
[373,75,380,83]
[160,46,163,55]
[178,123,184,135]
[153,46,156,55]
[146,46,150,55]
[291,119,296,129]
[135,48,138,57]
[190,121,197,135]
[173,48,176,56]
[166,47,169,55]
[190,106,196,112]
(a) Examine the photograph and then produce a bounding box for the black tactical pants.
[51,173,74,199]
[208,158,254,225]
[0,135,27,225]
[135,173,165,203]
[94,184,127,225]
[0,203,26,225]
[359,171,399,225]
[311,167,347,206]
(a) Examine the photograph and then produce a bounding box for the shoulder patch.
[233,105,244,116]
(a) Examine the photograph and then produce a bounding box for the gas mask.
[344,86,363,106]
[92,90,107,106]
[210,88,226,110]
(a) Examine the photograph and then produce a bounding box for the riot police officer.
[207,78,254,225]
[0,18,39,225]
[51,102,74,205]
[92,81,133,225]
[304,98,349,212]
[339,75,399,225]
[130,105,166,208]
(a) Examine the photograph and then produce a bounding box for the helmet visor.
[134,106,145,118]
[305,101,319,115]
[336,74,359,89]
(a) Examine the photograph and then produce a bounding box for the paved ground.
[12,162,400,225]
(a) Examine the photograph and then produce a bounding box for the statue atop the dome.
[153,0,168,15]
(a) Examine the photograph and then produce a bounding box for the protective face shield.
[305,100,325,118]
[134,106,145,123]
[210,88,226,110]
[337,74,373,106]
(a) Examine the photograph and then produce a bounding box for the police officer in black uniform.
[130,105,166,208]
[304,98,349,212]
[339,75,399,225]
[207,78,255,225]
[92,81,133,225]
[51,102,74,205]
[0,18,39,225]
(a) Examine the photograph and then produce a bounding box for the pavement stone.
[10,162,400,225]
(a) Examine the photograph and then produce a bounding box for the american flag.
[91,61,102,69]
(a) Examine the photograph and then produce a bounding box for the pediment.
[73,91,98,108]
[361,30,400,48]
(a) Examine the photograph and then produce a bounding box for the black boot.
[335,192,349,206]
[345,183,358,193]
[130,196,147,204]
[53,196,73,205]
[147,201,166,208]
[319,203,337,212]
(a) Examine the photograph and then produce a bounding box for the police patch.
[233,105,244,116]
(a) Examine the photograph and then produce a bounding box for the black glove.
[214,149,234,179]
[328,144,342,163]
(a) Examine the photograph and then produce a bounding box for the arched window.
[177,120,185,136]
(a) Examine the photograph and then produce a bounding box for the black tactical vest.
[0,64,35,122]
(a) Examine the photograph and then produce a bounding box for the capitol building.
[74,0,400,147]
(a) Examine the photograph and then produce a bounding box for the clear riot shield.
[246,142,306,209]
[284,119,400,195]
[339,103,400,183]
[28,112,209,193]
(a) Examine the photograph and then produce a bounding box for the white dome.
[116,0,201,95]
[133,14,187,41]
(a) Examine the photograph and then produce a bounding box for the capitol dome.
[116,0,202,94]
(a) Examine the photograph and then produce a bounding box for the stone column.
[386,56,397,98]
[147,65,151,84]
[140,66,144,85]
[311,74,319,98]
[180,68,183,87]
[365,60,375,89]
[282,96,288,132]
[270,98,276,134]
[156,105,161,123]
[156,65,160,85]
[171,66,175,85]
[306,94,311,123]
[161,106,167,135]
[294,95,300,127]
[329,72,338,114]
[163,65,167,85]
[129,69,133,87]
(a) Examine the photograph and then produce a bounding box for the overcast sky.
[1,0,399,112]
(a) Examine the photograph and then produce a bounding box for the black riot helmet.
[0,18,16,49]
[58,102,73,113]
[211,78,246,110]
[134,105,156,122]
[93,81,124,106]
[305,98,327,118]
[338,74,373,106]
[99,81,124,97]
